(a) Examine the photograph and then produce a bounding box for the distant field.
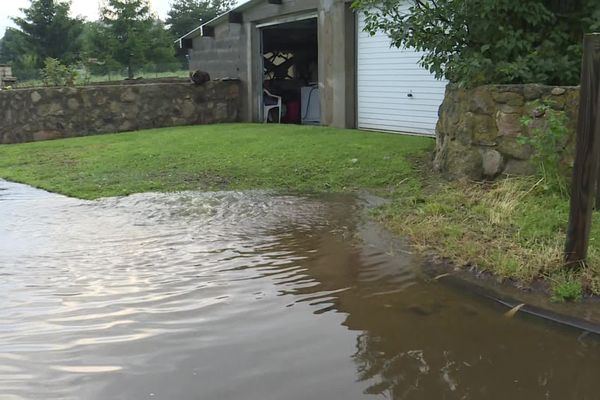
[13,70,190,88]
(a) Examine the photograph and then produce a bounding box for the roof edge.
[176,0,264,42]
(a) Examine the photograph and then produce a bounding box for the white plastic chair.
[263,89,282,123]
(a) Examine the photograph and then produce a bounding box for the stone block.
[215,103,228,121]
[492,91,525,106]
[466,113,498,145]
[181,101,196,119]
[497,103,522,114]
[30,91,42,103]
[547,94,566,110]
[67,98,80,110]
[37,102,64,117]
[109,101,122,114]
[503,159,536,176]
[523,84,545,101]
[228,83,241,98]
[482,149,504,178]
[496,111,523,137]
[468,87,495,115]
[33,130,63,142]
[497,138,532,160]
[118,120,134,131]
[120,88,136,102]
[445,140,483,180]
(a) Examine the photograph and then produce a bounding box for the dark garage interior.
[261,18,320,124]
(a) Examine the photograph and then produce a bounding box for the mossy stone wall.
[0,81,241,144]
[434,84,579,179]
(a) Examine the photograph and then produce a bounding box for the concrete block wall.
[190,24,244,79]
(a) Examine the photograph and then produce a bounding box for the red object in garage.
[283,100,300,124]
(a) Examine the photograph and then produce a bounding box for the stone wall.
[434,83,579,179]
[0,80,241,144]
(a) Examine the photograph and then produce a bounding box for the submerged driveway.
[1,180,599,400]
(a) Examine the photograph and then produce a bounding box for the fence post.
[565,33,600,265]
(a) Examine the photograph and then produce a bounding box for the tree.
[80,21,122,77]
[352,0,600,87]
[166,0,236,39]
[145,19,181,72]
[97,0,175,79]
[0,28,41,80]
[11,0,84,67]
[0,28,28,64]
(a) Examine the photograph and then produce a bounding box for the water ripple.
[2,180,600,400]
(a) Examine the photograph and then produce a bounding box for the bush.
[518,102,570,194]
[352,0,600,87]
[41,58,78,86]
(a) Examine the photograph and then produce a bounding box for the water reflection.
[1,180,599,400]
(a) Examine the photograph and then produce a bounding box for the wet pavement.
[1,179,599,400]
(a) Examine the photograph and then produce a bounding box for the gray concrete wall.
[0,81,242,144]
[318,0,356,128]
[190,24,244,79]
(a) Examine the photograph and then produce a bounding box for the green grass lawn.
[0,123,432,199]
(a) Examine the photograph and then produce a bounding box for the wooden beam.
[565,33,600,266]
[228,12,243,24]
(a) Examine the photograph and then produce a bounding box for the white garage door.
[357,12,447,136]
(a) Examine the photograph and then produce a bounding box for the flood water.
[1,180,600,400]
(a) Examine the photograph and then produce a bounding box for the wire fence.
[6,63,191,89]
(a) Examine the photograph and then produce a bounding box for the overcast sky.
[0,0,246,36]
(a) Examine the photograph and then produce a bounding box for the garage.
[356,13,447,136]
[260,17,320,124]
[180,0,446,133]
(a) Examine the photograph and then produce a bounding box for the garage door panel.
[359,88,446,95]
[359,114,439,124]
[358,82,447,90]
[359,99,443,109]
[359,121,437,135]
[358,99,445,108]
[357,12,447,136]
[359,108,440,118]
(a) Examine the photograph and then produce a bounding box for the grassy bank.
[0,124,432,199]
[378,169,600,299]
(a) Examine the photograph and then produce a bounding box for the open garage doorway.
[260,17,320,125]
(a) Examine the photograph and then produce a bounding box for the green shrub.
[550,272,583,302]
[518,102,570,194]
[41,58,78,86]
[352,0,599,87]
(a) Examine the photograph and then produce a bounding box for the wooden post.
[565,33,600,266]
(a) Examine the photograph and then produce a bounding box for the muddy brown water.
[1,180,599,400]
